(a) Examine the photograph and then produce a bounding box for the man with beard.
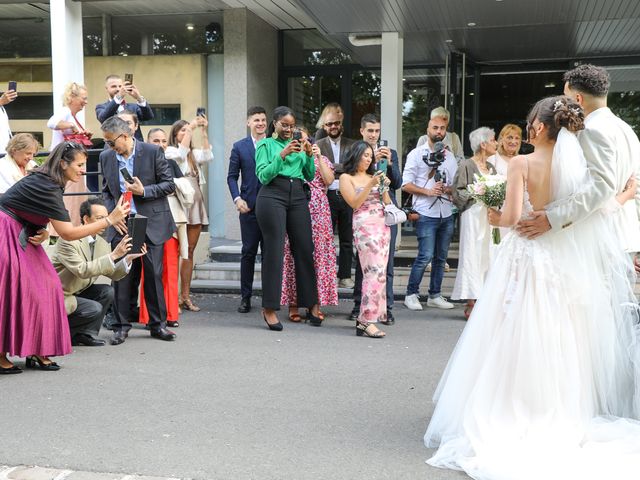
[316,106,356,288]
[401,115,458,311]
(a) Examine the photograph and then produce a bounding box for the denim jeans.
[406,214,455,297]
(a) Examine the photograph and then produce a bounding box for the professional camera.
[422,141,447,168]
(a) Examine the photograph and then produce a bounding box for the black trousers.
[327,189,353,279]
[353,222,397,312]
[67,283,114,338]
[239,210,263,300]
[255,177,318,310]
[111,235,167,332]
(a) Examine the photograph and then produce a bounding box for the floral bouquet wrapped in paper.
[467,173,507,244]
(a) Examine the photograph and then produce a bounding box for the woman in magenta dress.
[281,135,338,321]
[0,141,129,373]
[338,140,392,338]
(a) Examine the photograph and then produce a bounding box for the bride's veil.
[548,127,591,205]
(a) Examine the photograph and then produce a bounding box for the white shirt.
[328,138,342,190]
[47,106,81,150]
[402,143,458,218]
[0,155,37,193]
[0,106,11,155]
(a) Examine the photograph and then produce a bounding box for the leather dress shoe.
[150,328,176,341]
[237,297,251,313]
[381,311,395,326]
[72,333,106,347]
[110,330,127,345]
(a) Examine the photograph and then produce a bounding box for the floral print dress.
[280,155,338,306]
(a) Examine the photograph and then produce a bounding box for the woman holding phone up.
[255,106,323,331]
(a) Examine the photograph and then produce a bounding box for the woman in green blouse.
[255,106,322,331]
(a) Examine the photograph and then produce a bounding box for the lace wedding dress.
[424,129,640,479]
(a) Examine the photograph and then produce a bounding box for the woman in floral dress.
[338,140,392,338]
[281,130,338,321]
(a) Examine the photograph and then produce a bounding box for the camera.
[422,141,446,167]
[402,206,420,222]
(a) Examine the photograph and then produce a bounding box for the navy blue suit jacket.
[227,136,262,211]
[100,142,176,245]
[95,99,154,141]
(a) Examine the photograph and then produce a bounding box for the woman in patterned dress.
[339,140,392,338]
[281,129,338,321]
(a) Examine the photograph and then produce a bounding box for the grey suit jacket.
[316,136,356,173]
[546,107,640,251]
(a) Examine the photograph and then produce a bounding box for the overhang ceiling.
[0,0,638,66]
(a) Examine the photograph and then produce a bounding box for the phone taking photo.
[120,167,134,184]
[8,81,17,92]
[376,159,388,173]
[292,130,302,142]
[196,107,206,117]
[124,73,133,84]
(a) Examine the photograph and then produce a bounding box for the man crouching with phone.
[99,116,177,345]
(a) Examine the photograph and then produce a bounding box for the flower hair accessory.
[553,100,565,112]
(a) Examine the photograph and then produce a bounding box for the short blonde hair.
[62,82,87,107]
[316,102,343,130]
[6,133,40,157]
[430,106,450,122]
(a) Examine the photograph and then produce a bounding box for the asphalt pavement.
[0,294,469,480]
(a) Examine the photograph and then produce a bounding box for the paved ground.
[1,294,469,480]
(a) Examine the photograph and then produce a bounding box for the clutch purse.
[384,203,407,226]
[63,133,93,147]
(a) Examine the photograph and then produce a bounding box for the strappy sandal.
[180,298,201,312]
[288,305,302,322]
[463,300,475,320]
[356,321,386,338]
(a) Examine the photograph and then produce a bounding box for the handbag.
[384,202,407,226]
[63,133,93,147]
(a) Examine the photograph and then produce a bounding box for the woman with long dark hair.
[255,106,322,331]
[0,141,129,373]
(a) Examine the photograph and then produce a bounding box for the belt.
[0,205,45,250]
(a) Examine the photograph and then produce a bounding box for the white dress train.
[424,129,640,480]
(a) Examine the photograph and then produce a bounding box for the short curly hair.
[563,64,610,98]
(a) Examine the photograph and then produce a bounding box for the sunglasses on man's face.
[324,121,342,127]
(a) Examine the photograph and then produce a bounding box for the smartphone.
[121,190,133,206]
[292,130,302,141]
[196,107,206,117]
[124,73,133,84]
[8,81,17,92]
[378,139,388,148]
[376,159,388,173]
[120,167,134,184]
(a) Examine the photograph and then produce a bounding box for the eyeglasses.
[277,122,296,130]
[324,120,342,127]
[105,133,124,147]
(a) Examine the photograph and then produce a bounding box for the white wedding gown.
[424,129,640,480]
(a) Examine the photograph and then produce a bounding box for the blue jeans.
[406,215,455,297]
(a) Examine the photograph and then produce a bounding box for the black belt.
[0,205,45,250]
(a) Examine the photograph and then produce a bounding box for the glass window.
[607,65,640,136]
[286,75,342,137]
[283,29,353,67]
[3,94,53,120]
[140,105,181,126]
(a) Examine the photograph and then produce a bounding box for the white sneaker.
[404,294,423,310]
[338,278,355,288]
[427,296,454,309]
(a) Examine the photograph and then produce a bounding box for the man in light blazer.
[315,106,356,288]
[518,64,640,257]
[100,116,176,345]
[227,106,266,313]
[51,198,146,347]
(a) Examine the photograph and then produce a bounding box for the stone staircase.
[192,236,461,300]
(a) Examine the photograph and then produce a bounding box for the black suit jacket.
[227,136,261,211]
[316,136,356,174]
[100,141,176,245]
[95,99,154,141]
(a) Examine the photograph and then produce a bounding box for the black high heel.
[306,311,323,327]
[25,355,60,371]
[263,311,283,331]
[0,364,22,375]
[356,321,385,338]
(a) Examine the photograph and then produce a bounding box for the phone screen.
[8,81,17,91]
[377,159,388,173]
[120,167,134,183]
[124,73,133,84]
[196,107,206,117]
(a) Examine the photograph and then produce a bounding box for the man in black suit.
[315,106,356,288]
[100,116,176,345]
[95,74,153,141]
[227,106,267,313]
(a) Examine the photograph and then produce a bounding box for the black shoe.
[0,364,22,375]
[349,306,360,321]
[381,311,395,326]
[72,333,106,347]
[167,321,180,328]
[150,328,176,341]
[263,312,283,331]
[307,311,323,327]
[110,330,127,345]
[237,297,251,314]
[25,355,61,371]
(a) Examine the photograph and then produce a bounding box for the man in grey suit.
[316,106,356,288]
[100,116,177,345]
[518,64,640,259]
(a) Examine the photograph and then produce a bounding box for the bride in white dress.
[423,95,640,480]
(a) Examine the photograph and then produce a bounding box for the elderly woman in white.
[0,133,39,194]
[451,127,497,319]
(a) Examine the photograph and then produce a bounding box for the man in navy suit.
[227,106,267,313]
[95,74,153,141]
[100,116,177,345]
[350,114,403,324]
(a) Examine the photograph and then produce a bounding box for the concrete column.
[380,32,403,246]
[50,0,85,121]
[101,14,112,56]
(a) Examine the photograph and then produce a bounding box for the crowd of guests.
[7,65,614,374]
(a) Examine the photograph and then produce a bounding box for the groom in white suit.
[518,64,640,257]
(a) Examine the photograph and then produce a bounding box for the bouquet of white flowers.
[467,173,507,244]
